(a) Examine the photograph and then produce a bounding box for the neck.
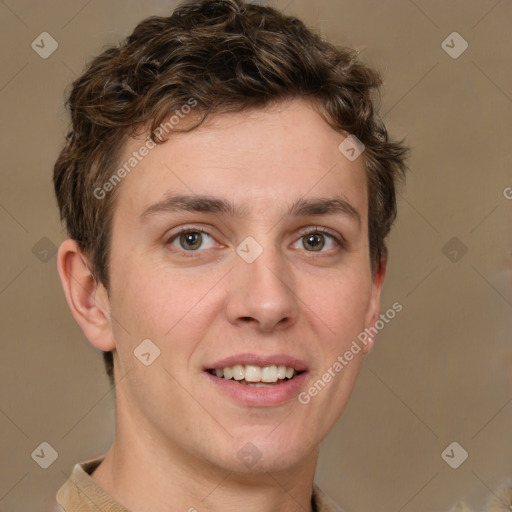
[91,388,319,512]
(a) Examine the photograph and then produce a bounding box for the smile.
[207,364,303,386]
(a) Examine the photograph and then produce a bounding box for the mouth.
[203,354,308,406]
[206,364,305,387]
[204,357,308,406]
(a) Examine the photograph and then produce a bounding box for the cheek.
[110,274,169,338]
[303,267,372,350]
[109,257,223,356]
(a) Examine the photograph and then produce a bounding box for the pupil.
[305,233,324,251]
[181,232,202,250]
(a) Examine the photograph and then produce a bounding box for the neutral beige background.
[1,1,511,511]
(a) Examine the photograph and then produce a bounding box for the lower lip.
[204,371,308,407]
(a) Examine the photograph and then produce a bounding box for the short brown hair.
[53,0,408,387]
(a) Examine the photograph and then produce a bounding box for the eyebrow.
[289,197,361,226]
[139,194,361,226]
[139,194,240,221]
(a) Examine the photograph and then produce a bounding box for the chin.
[212,429,314,475]
[209,450,309,476]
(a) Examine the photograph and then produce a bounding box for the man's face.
[105,99,383,473]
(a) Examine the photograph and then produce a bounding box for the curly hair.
[53,0,409,387]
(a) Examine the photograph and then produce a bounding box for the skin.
[57,98,386,512]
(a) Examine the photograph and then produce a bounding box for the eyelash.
[296,226,346,252]
[166,227,214,257]
[165,225,346,256]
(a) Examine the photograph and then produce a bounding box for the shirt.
[55,458,512,512]
[55,456,345,512]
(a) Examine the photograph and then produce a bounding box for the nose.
[225,244,299,332]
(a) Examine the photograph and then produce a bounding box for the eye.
[169,229,218,251]
[292,228,342,252]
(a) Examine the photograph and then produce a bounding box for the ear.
[362,253,387,355]
[56,239,116,352]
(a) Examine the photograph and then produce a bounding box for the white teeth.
[210,364,299,383]
[277,365,287,379]
[261,365,278,383]
[244,365,261,382]
[232,364,244,381]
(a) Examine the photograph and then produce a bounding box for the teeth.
[232,364,244,381]
[277,365,287,379]
[245,365,261,382]
[261,365,278,382]
[209,364,299,383]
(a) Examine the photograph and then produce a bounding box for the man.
[52,0,409,510]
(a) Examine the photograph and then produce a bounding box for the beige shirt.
[55,457,512,512]
[56,456,345,512]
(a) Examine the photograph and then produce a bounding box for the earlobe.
[56,239,116,352]
[362,255,387,355]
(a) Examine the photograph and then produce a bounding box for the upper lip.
[204,353,308,372]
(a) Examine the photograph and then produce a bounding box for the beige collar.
[56,456,345,511]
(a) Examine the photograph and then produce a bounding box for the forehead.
[112,99,368,223]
